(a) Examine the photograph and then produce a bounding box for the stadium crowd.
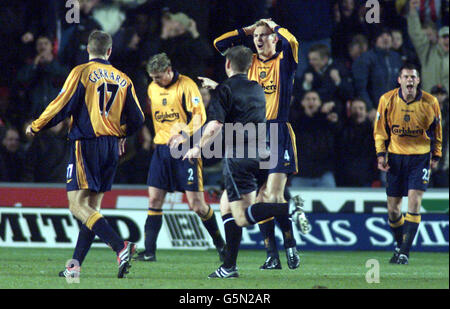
[0,0,448,188]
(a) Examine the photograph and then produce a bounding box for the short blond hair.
[147,53,171,74]
[88,30,112,56]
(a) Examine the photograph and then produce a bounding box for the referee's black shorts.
[223,158,265,202]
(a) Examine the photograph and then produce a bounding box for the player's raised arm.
[28,66,84,135]
[213,21,258,56]
[261,19,299,65]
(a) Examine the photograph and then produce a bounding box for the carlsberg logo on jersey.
[391,125,424,137]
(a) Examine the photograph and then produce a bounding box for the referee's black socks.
[245,202,289,225]
[222,213,242,268]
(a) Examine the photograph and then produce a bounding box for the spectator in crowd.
[290,91,339,188]
[430,85,449,187]
[408,0,449,93]
[159,12,213,80]
[20,0,59,48]
[296,43,353,116]
[0,88,10,128]
[352,28,403,121]
[275,0,336,78]
[0,127,24,182]
[332,0,371,61]
[391,28,420,65]
[111,11,160,108]
[22,120,70,183]
[16,34,68,119]
[59,0,102,67]
[343,34,369,71]
[0,2,29,89]
[443,0,449,27]
[335,99,378,187]
[421,20,439,44]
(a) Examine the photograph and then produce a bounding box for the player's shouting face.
[253,25,277,59]
[398,68,420,100]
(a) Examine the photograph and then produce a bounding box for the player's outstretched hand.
[183,145,201,164]
[198,77,218,90]
[167,133,185,149]
[377,156,390,172]
[25,124,35,137]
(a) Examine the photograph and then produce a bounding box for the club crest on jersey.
[192,96,200,106]
[162,98,167,106]
[259,71,267,79]
[404,114,410,122]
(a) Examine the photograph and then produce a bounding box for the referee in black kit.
[184,45,304,278]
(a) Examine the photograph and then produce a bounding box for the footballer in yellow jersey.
[207,18,309,270]
[26,30,144,278]
[373,63,442,265]
[133,53,225,262]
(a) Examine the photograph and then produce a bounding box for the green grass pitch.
[0,248,448,289]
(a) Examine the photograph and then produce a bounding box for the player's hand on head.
[198,77,218,90]
[259,18,278,30]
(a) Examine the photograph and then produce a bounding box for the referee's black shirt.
[207,74,266,125]
[207,73,266,158]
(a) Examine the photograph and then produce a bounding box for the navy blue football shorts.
[262,121,298,176]
[146,144,203,192]
[66,136,119,192]
[386,152,431,197]
[223,158,266,202]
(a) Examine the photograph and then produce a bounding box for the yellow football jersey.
[374,88,442,158]
[148,72,206,145]
[214,27,298,121]
[31,59,145,139]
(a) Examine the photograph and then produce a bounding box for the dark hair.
[351,97,367,107]
[301,90,320,101]
[398,63,420,77]
[36,33,54,42]
[225,45,253,73]
[88,30,112,56]
[308,44,330,59]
